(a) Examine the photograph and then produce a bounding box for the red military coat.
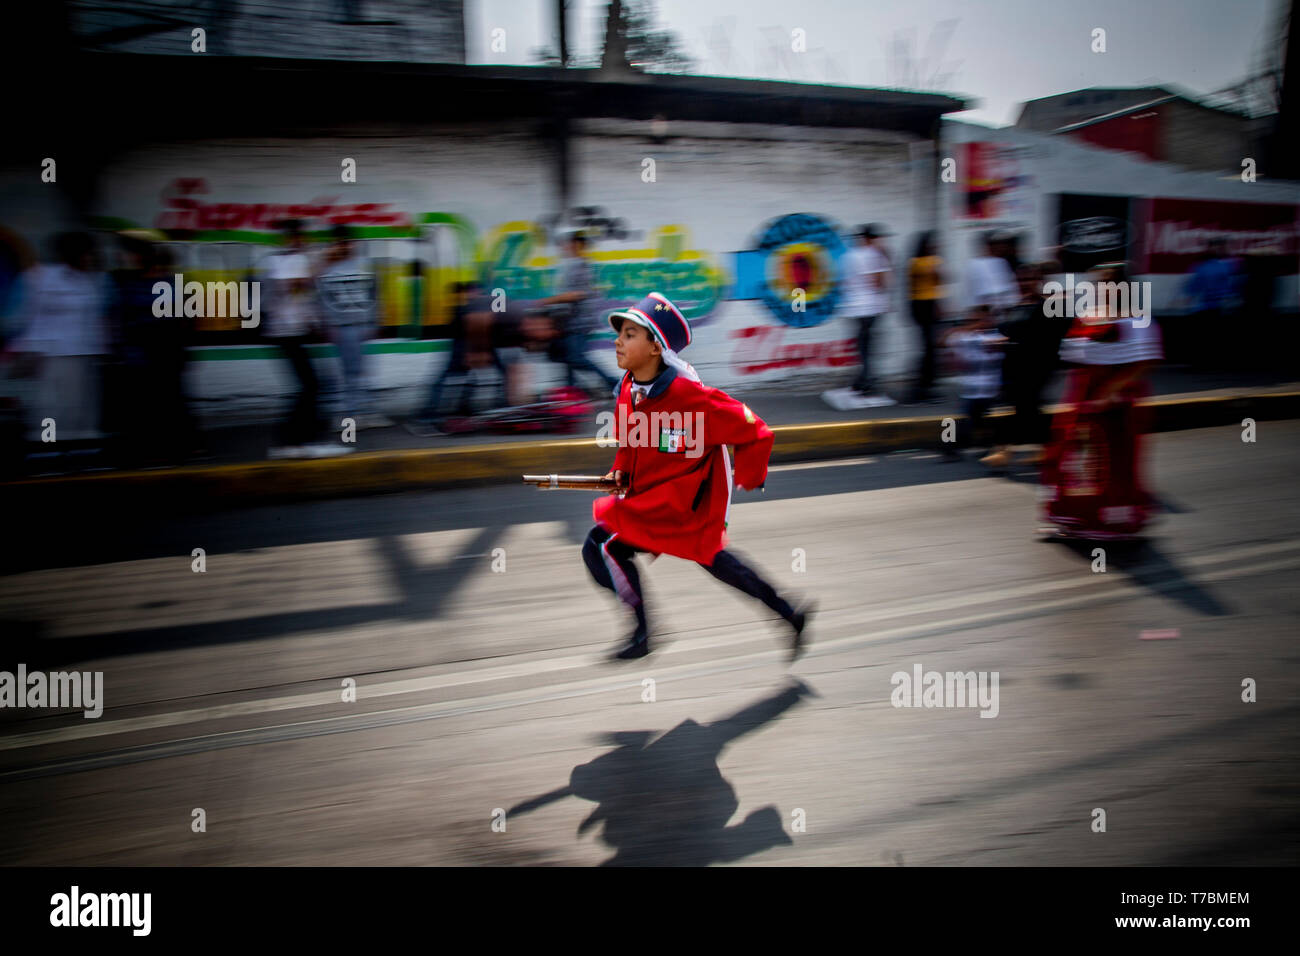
[592,368,774,565]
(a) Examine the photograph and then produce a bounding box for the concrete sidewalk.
[3,367,1298,509]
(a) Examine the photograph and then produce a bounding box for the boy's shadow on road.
[510,677,815,866]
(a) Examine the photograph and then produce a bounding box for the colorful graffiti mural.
[86,182,898,358]
[731,213,849,329]
[92,182,730,336]
[480,219,726,324]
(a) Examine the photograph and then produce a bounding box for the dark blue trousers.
[582,525,795,635]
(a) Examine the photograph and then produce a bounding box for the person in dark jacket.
[994,261,1070,466]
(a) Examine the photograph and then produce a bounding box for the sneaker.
[787,601,815,662]
[857,395,897,408]
[267,445,306,459]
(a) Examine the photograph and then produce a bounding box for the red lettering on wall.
[153,179,412,232]
[730,326,857,374]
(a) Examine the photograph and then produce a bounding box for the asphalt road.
[1,423,1297,865]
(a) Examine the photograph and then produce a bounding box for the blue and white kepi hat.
[608,292,700,383]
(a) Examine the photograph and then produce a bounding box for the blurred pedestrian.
[994,261,1069,466]
[111,239,202,465]
[905,230,946,404]
[966,230,1018,319]
[261,220,348,458]
[993,229,1023,273]
[2,231,110,463]
[406,279,501,436]
[942,302,1006,462]
[542,232,618,399]
[1181,237,1239,366]
[842,223,895,406]
[1040,262,1164,540]
[316,225,389,428]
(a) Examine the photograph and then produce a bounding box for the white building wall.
[940,119,1300,312]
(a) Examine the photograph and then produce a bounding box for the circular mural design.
[756,213,846,328]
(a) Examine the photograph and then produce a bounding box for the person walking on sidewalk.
[316,225,389,429]
[966,230,1019,321]
[3,231,111,468]
[581,292,813,661]
[261,220,350,459]
[905,230,946,404]
[842,223,895,407]
[942,304,1006,462]
[996,261,1070,466]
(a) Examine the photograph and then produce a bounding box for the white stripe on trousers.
[600,532,641,608]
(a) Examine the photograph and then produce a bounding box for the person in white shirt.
[316,224,389,427]
[966,231,1019,316]
[260,220,350,459]
[5,231,110,446]
[943,308,1007,461]
[841,223,895,405]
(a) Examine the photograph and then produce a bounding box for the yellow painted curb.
[5,389,1298,506]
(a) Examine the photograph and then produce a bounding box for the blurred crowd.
[0,222,617,471]
[0,214,1277,515]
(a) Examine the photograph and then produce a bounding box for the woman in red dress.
[1039,262,1164,541]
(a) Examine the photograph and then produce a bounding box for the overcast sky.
[466,0,1285,126]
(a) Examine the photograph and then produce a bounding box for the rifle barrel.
[522,474,623,491]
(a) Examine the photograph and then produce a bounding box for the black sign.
[1056,194,1133,273]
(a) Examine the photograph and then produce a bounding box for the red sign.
[1137,197,1299,274]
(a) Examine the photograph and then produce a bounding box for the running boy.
[582,292,812,661]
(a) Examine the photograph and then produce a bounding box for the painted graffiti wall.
[574,119,925,387]
[39,120,935,420]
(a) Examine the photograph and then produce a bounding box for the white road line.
[769,457,877,472]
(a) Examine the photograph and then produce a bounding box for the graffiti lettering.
[155,179,410,232]
[730,326,857,375]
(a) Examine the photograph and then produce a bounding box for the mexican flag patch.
[658,428,687,453]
